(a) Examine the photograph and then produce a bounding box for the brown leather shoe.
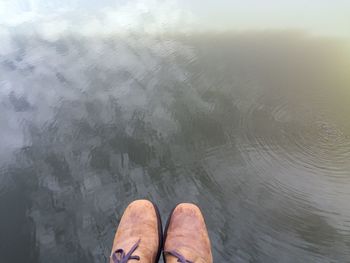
[110,200,162,263]
[163,203,213,263]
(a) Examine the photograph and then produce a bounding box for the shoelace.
[164,250,193,263]
[111,239,141,263]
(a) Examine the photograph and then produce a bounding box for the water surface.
[0,32,350,262]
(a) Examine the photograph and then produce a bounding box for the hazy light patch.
[0,0,197,39]
[178,0,350,38]
[0,0,349,40]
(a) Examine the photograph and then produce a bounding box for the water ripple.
[236,94,350,237]
[238,96,350,180]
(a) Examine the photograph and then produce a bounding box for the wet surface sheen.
[0,32,350,262]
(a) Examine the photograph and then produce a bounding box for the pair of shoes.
[110,200,213,263]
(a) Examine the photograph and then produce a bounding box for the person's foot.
[110,200,162,263]
[163,203,213,263]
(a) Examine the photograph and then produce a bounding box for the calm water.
[0,32,350,262]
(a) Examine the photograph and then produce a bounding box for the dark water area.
[0,32,350,262]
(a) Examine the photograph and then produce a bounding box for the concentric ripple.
[236,94,350,238]
[237,96,350,179]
